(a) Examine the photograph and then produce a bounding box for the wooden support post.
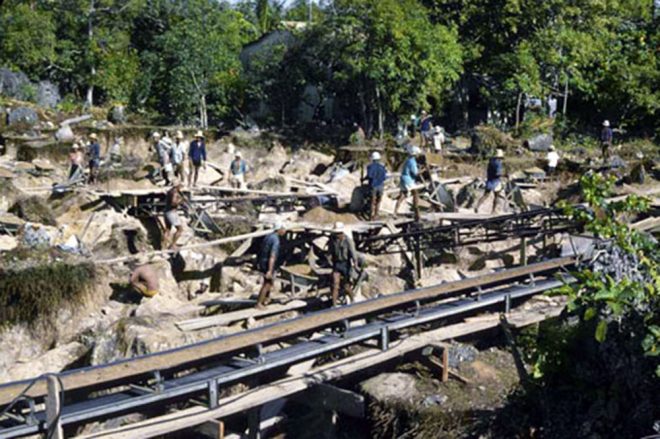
[247,407,261,439]
[441,346,449,383]
[197,420,225,439]
[46,375,64,439]
[520,236,527,266]
[415,235,422,282]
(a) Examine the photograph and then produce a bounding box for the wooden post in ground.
[441,346,449,383]
[46,375,64,439]
[247,407,261,439]
[520,236,527,266]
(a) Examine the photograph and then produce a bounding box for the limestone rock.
[361,373,421,405]
[2,342,88,382]
[0,235,18,251]
[0,68,30,99]
[55,124,75,142]
[108,105,126,124]
[526,133,553,152]
[36,81,61,108]
[8,107,39,127]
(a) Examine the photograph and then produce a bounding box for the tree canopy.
[0,0,656,135]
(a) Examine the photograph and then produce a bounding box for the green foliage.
[0,2,57,77]
[556,172,659,374]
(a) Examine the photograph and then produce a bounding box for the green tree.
[0,2,57,77]
[158,1,252,127]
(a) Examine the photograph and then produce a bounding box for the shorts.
[192,159,203,168]
[485,179,502,193]
[230,174,245,185]
[136,284,158,298]
[89,159,100,169]
[400,181,413,195]
[164,209,181,228]
[370,186,384,197]
[333,260,351,278]
[422,130,432,140]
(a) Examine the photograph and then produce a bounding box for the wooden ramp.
[176,300,308,331]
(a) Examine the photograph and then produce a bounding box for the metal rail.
[355,207,577,254]
[0,258,577,437]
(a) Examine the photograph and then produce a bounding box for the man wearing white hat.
[170,131,188,181]
[364,151,388,220]
[87,133,101,183]
[228,150,248,189]
[600,120,613,161]
[329,222,358,307]
[432,126,445,152]
[188,130,207,187]
[394,146,421,218]
[546,144,560,175]
[68,142,84,181]
[474,149,506,213]
[256,222,287,309]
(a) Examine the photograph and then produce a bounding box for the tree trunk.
[562,76,569,115]
[515,92,523,131]
[199,95,208,129]
[86,0,96,108]
[375,86,384,139]
[358,91,369,137]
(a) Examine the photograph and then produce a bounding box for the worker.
[188,130,207,187]
[109,136,123,163]
[152,131,172,185]
[474,149,506,214]
[329,222,358,307]
[420,110,433,148]
[256,222,287,309]
[546,145,560,175]
[394,146,421,218]
[87,133,101,184]
[171,131,188,181]
[432,126,445,153]
[163,178,184,249]
[228,151,248,189]
[363,151,387,220]
[350,122,366,145]
[130,257,159,298]
[600,120,613,162]
[68,143,84,181]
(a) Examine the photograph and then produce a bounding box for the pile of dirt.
[302,206,359,225]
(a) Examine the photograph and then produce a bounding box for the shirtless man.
[130,259,160,298]
[163,179,184,249]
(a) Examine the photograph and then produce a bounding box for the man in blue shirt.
[228,151,248,189]
[87,133,101,183]
[188,130,207,187]
[363,151,388,220]
[474,149,505,214]
[420,110,433,149]
[600,120,613,162]
[256,222,287,309]
[395,146,421,218]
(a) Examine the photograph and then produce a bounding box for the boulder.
[0,68,30,99]
[2,342,88,382]
[8,107,39,127]
[108,105,126,124]
[36,81,61,108]
[525,133,553,152]
[361,373,421,404]
[55,124,75,142]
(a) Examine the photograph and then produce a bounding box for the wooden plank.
[196,420,225,439]
[176,300,308,331]
[0,257,574,406]
[631,216,660,232]
[74,300,564,439]
[94,229,272,265]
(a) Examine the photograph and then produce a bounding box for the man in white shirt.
[432,126,445,152]
[546,145,560,175]
[170,131,188,181]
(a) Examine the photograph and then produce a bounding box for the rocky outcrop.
[8,107,39,127]
[0,68,30,99]
[361,373,421,405]
[0,342,88,382]
[36,81,61,109]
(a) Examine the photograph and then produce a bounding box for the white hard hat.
[410,146,422,156]
[235,151,242,158]
[274,221,286,231]
[175,131,184,140]
[89,133,98,140]
[371,151,381,161]
[495,149,505,158]
[194,130,205,138]
[333,222,345,233]
[152,131,161,139]
[434,126,442,133]
[603,120,610,127]
[549,144,556,151]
